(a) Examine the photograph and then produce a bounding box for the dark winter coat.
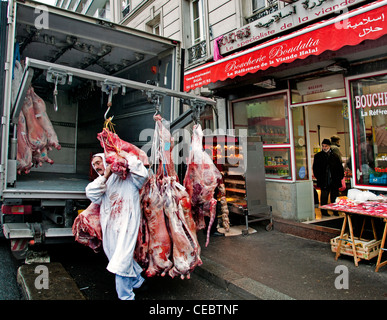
[313,150,344,189]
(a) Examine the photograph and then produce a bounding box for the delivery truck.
[0,0,215,258]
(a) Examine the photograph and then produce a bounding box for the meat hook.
[53,76,59,112]
[104,105,113,121]
[104,87,115,120]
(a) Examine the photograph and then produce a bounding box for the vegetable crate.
[330,234,381,260]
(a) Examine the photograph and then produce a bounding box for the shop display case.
[263,148,292,180]
[204,135,272,233]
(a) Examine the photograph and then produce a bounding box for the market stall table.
[320,198,387,272]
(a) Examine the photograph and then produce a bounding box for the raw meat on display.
[162,177,202,278]
[22,89,47,152]
[183,124,222,247]
[30,87,61,151]
[72,203,102,252]
[136,115,202,279]
[16,112,33,174]
[16,87,61,174]
[139,174,173,277]
[97,125,149,179]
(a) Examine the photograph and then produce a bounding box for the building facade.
[55,0,111,20]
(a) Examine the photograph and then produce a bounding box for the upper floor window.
[246,0,279,24]
[122,0,130,18]
[191,0,204,45]
[252,0,266,13]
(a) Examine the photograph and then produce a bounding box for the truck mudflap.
[10,239,30,260]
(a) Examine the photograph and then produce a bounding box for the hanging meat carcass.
[97,121,149,179]
[17,87,60,173]
[139,174,173,277]
[183,124,223,247]
[30,87,61,151]
[22,89,47,153]
[162,176,202,278]
[72,203,102,253]
[16,112,33,174]
[135,115,202,279]
[154,115,202,277]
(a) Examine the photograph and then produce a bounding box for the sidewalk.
[196,223,387,300]
[16,220,387,300]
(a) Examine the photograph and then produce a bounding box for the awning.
[184,0,387,92]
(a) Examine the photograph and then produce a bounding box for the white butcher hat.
[91,153,107,176]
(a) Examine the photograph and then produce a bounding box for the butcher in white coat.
[86,152,148,300]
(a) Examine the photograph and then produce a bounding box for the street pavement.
[197,223,387,300]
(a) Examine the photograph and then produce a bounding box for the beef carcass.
[134,205,150,268]
[22,89,47,153]
[30,87,61,151]
[97,126,149,179]
[172,179,202,271]
[140,174,173,277]
[16,112,33,174]
[152,114,176,179]
[153,116,201,278]
[136,115,202,279]
[162,176,201,279]
[17,87,60,172]
[72,203,102,253]
[183,124,222,247]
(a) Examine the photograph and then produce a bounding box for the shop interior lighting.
[254,79,276,89]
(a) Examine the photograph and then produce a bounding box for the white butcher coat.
[86,154,148,277]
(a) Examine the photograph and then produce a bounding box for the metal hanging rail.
[11,57,215,125]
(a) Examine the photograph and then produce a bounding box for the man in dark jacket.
[313,139,344,216]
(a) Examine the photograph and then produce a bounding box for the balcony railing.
[187,40,207,65]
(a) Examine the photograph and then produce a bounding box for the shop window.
[264,148,292,180]
[290,74,346,104]
[231,93,289,145]
[292,106,308,180]
[349,73,387,188]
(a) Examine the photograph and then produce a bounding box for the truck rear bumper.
[3,222,73,239]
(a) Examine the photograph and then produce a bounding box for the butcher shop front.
[347,71,387,192]
[184,0,387,223]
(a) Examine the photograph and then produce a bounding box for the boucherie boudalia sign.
[218,0,366,55]
[184,1,387,92]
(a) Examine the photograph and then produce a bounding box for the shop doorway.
[305,100,351,221]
